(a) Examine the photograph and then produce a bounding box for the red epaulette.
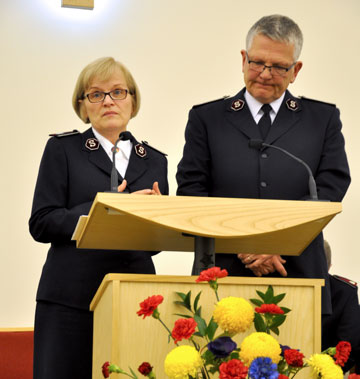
[333,275,357,288]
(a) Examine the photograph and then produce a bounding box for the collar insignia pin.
[85,138,100,151]
[231,99,244,111]
[135,144,147,158]
[286,98,299,111]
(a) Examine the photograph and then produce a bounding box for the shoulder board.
[333,274,357,288]
[299,96,336,107]
[141,141,167,156]
[49,129,80,138]
[193,95,230,108]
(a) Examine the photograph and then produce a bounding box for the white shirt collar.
[244,90,285,123]
[91,127,132,161]
[91,127,132,178]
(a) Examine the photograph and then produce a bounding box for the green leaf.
[209,366,219,374]
[195,305,202,317]
[272,293,286,304]
[194,314,207,337]
[263,285,274,304]
[174,292,192,311]
[271,314,286,328]
[193,291,202,312]
[193,331,203,337]
[175,292,187,301]
[256,290,266,301]
[270,326,280,335]
[254,313,266,332]
[281,307,291,314]
[206,317,218,340]
[173,313,192,318]
[184,291,192,310]
[173,301,190,309]
[250,298,263,307]
[277,358,287,373]
[128,366,138,378]
[202,349,215,365]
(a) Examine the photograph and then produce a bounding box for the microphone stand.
[261,142,318,201]
[110,131,133,193]
[248,139,318,201]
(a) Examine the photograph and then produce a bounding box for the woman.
[29,57,168,378]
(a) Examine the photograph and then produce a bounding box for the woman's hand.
[117,180,162,195]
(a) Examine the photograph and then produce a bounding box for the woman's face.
[81,69,133,143]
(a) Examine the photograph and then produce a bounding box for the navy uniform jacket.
[29,127,168,310]
[322,275,360,372]
[176,88,350,314]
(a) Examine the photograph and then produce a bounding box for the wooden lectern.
[90,274,323,379]
[72,193,341,378]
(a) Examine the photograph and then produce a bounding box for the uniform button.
[260,181,267,188]
[261,153,268,158]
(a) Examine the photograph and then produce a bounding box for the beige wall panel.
[0,0,359,329]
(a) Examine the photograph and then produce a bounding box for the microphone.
[110,131,133,192]
[249,139,318,201]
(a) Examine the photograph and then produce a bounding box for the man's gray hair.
[246,15,303,61]
[324,240,332,270]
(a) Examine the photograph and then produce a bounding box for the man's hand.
[237,253,287,277]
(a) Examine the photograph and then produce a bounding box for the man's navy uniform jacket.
[30,127,168,310]
[176,88,351,314]
[322,275,360,372]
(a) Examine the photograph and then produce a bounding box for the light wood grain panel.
[74,194,341,255]
[0,327,33,331]
[61,0,94,9]
[91,274,322,379]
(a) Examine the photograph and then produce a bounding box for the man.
[322,241,360,373]
[176,15,351,314]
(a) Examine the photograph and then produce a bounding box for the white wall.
[1,0,359,326]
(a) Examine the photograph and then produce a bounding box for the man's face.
[241,34,303,104]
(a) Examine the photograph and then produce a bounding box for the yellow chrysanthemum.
[307,353,343,379]
[164,345,203,379]
[239,332,281,365]
[212,296,254,334]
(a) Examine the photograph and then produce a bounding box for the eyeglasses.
[84,88,131,103]
[246,52,296,77]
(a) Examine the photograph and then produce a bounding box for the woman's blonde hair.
[72,57,141,123]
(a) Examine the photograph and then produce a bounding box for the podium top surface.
[90,273,325,311]
[73,193,341,255]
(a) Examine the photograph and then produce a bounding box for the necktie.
[258,104,272,139]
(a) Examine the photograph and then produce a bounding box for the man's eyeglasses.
[246,52,296,77]
[84,88,131,103]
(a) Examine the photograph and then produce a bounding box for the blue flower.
[207,336,237,358]
[249,357,279,379]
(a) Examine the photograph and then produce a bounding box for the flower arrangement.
[102,267,353,379]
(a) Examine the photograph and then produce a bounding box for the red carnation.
[138,362,153,376]
[137,295,164,319]
[219,359,248,379]
[102,362,110,378]
[196,267,228,282]
[284,349,305,367]
[334,341,351,367]
[349,374,360,379]
[171,318,197,344]
[278,375,289,379]
[255,303,284,314]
